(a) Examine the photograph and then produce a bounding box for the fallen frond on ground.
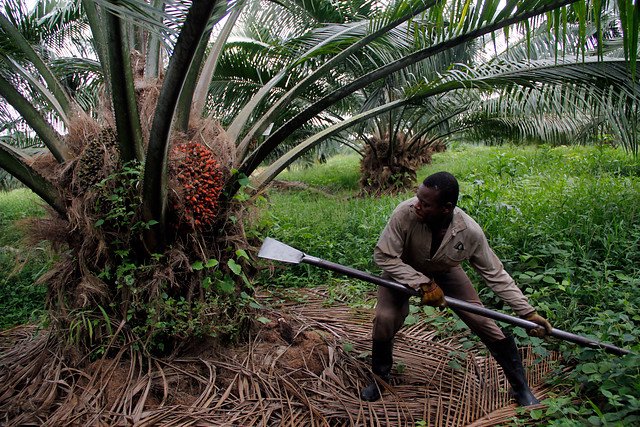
[0,287,569,426]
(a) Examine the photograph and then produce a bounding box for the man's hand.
[420,282,446,308]
[523,311,552,337]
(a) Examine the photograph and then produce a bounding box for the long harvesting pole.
[258,238,632,356]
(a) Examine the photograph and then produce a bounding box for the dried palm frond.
[0,287,570,426]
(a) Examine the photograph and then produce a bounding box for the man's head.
[423,172,459,207]
[414,172,459,227]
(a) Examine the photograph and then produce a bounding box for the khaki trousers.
[372,265,506,343]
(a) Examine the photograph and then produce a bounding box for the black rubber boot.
[360,339,393,402]
[485,335,540,406]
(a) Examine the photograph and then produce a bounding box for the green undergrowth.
[275,153,361,192]
[0,189,49,329]
[258,144,640,425]
[0,189,46,246]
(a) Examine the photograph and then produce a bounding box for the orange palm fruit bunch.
[173,142,224,230]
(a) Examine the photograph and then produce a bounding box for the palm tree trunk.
[105,10,145,164]
[144,0,166,78]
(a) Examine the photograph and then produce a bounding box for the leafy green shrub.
[83,164,260,354]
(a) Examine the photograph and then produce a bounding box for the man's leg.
[361,285,410,402]
[434,267,539,406]
[483,332,540,406]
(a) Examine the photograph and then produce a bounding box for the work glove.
[522,311,552,338]
[419,281,446,308]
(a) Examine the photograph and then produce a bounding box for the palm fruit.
[172,141,224,230]
[76,128,118,192]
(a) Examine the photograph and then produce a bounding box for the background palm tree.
[457,9,640,153]
[283,1,640,195]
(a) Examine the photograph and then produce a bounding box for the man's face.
[414,184,449,225]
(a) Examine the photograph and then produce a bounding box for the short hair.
[423,172,459,207]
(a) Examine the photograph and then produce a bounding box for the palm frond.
[49,57,103,113]
[0,72,69,162]
[443,60,640,151]
[95,0,231,52]
[192,4,244,118]
[142,0,220,253]
[34,0,93,56]
[0,141,64,214]
[0,11,74,115]
[230,0,438,165]
[408,58,639,100]
[237,0,583,183]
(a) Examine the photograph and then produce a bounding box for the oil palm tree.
[1,0,639,355]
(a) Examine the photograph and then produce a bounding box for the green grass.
[0,189,46,246]
[263,144,640,280]
[0,189,49,329]
[275,153,362,192]
[262,146,640,328]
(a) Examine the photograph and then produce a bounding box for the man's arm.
[470,231,552,336]
[374,206,430,290]
[469,232,535,316]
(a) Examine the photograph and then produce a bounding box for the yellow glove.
[420,282,446,308]
[523,311,552,337]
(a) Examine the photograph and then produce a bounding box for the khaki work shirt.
[374,197,534,316]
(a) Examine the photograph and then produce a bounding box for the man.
[361,171,552,406]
